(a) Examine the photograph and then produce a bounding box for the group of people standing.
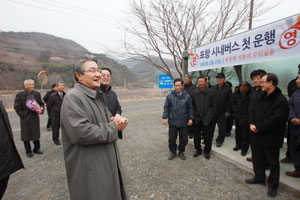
[163,72,233,160]
[163,66,300,197]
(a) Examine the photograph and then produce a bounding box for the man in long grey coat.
[60,55,128,200]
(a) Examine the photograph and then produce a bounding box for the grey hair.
[73,54,98,82]
[24,79,34,86]
[56,81,64,86]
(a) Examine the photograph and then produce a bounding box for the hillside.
[0,32,137,89]
[117,56,177,85]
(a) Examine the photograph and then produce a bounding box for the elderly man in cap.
[211,73,232,147]
[60,55,128,200]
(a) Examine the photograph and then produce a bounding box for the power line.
[7,0,122,28]
[32,0,124,23]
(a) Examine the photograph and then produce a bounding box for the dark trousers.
[168,126,188,153]
[213,115,227,144]
[226,115,234,134]
[46,110,52,129]
[0,176,9,200]
[24,140,40,153]
[289,134,300,171]
[235,124,250,153]
[252,143,280,190]
[188,124,196,137]
[194,121,215,154]
[51,114,60,142]
[285,122,292,159]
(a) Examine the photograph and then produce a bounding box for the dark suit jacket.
[47,91,66,117]
[249,87,289,148]
[191,87,216,126]
[211,84,232,116]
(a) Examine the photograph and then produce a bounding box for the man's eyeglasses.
[84,68,101,74]
[101,74,111,78]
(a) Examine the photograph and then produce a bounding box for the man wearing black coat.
[285,74,300,178]
[246,73,289,198]
[232,81,251,156]
[191,76,216,159]
[246,69,266,162]
[0,101,24,199]
[43,83,57,131]
[211,73,232,147]
[14,79,44,158]
[47,82,66,145]
[184,75,197,139]
[281,64,300,164]
[97,68,123,139]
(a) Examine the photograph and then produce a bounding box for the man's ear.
[76,72,82,82]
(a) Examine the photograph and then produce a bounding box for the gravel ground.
[3,110,299,200]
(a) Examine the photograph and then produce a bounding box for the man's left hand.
[188,120,193,126]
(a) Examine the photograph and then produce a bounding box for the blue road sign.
[158,74,173,89]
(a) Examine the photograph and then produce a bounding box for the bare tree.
[120,0,276,80]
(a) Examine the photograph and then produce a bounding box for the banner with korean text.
[188,14,300,72]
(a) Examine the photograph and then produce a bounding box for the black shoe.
[168,152,176,160]
[33,150,43,154]
[285,170,300,178]
[216,142,222,147]
[54,140,61,145]
[280,157,292,164]
[267,188,277,198]
[233,146,240,151]
[241,151,247,156]
[225,132,231,137]
[204,153,210,159]
[245,178,265,185]
[26,152,33,158]
[179,152,186,160]
[193,151,202,157]
[246,157,253,162]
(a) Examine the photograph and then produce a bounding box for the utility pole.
[249,0,254,30]
[182,51,189,79]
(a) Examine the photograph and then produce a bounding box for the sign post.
[37,70,48,96]
[158,74,173,98]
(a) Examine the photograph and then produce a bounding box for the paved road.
[4,98,299,200]
[8,98,165,132]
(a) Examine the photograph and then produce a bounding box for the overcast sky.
[0,0,299,54]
